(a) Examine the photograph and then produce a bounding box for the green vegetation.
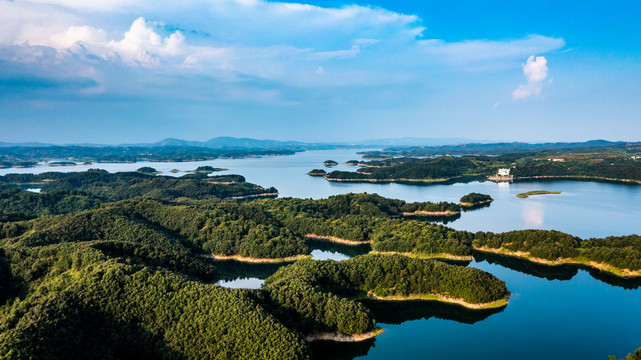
[326,156,491,183]
[516,190,562,198]
[610,348,641,360]
[263,254,508,335]
[184,165,228,174]
[345,160,360,165]
[323,160,338,166]
[459,193,493,206]
[474,230,641,273]
[136,166,158,174]
[0,161,37,169]
[306,169,327,176]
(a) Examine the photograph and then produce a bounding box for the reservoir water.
[3,149,640,359]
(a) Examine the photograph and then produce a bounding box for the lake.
[3,149,641,359]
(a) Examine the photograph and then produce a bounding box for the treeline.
[0,145,295,168]
[511,157,641,181]
[262,254,508,334]
[0,186,102,220]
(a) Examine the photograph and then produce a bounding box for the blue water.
[4,149,641,359]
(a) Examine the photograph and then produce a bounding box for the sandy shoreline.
[306,234,370,246]
[304,328,383,342]
[207,253,311,263]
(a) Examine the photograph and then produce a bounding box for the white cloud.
[512,55,549,99]
[0,0,565,101]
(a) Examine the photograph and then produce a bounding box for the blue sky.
[0,0,639,144]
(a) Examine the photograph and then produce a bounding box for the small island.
[345,160,360,165]
[323,160,338,166]
[307,169,327,176]
[48,161,76,166]
[185,165,228,174]
[516,190,562,198]
[136,166,159,174]
[460,192,493,207]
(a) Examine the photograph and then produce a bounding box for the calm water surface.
[4,149,641,359]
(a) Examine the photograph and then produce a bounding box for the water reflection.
[310,299,506,360]
[521,202,545,227]
[310,338,376,360]
[473,252,641,289]
[473,252,577,281]
[306,238,371,259]
[364,299,505,325]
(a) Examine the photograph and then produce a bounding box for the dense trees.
[263,254,508,335]
[459,192,493,206]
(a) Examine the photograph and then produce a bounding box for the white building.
[498,168,510,176]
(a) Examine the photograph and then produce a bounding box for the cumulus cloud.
[512,55,549,99]
[0,0,564,102]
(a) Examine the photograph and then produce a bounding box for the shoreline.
[460,199,493,207]
[207,253,311,263]
[306,234,370,246]
[362,291,509,310]
[304,327,383,342]
[474,246,641,278]
[515,175,641,185]
[370,250,473,262]
[402,210,460,217]
[325,177,451,183]
[223,192,278,200]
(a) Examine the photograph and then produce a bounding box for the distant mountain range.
[0,136,487,149]
[1,137,639,155]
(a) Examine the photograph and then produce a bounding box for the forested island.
[459,193,493,207]
[316,148,641,185]
[307,169,327,176]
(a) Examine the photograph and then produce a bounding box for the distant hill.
[147,137,309,149]
[0,142,55,148]
[366,140,641,157]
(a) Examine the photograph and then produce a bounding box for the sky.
[0,0,640,144]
